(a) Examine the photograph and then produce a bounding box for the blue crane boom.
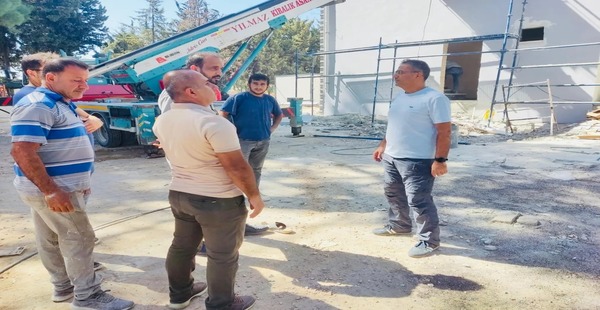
[90,0,341,99]
[79,0,344,149]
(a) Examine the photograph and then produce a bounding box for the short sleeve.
[271,96,282,116]
[429,94,452,124]
[203,116,241,153]
[221,95,236,114]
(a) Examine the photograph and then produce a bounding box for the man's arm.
[432,122,451,177]
[270,98,283,133]
[219,110,230,118]
[271,113,283,133]
[216,150,264,218]
[11,142,73,212]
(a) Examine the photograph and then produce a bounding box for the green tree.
[173,0,220,33]
[135,0,171,43]
[0,0,31,80]
[17,0,108,55]
[103,23,147,58]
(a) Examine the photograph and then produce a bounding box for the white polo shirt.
[153,103,242,198]
[385,87,451,159]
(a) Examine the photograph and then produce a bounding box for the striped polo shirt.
[10,87,94,195]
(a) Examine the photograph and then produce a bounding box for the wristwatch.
[434,157,448,163]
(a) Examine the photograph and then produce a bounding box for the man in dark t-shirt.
[220,73,283,188]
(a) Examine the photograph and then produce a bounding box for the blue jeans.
[166,190,247,309]
[18,191,101,300]
[239,139,270,187]
[382,154,440,246]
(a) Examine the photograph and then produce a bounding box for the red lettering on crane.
[231,13,269,32]
[296,0,312,6]
[271,2,296,17]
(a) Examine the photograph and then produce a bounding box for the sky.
[99,0,319,32]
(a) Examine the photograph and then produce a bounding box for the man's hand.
[373,145,385,162]
[152,139,162,149]
[373,138,386,162]
[247,195,265,218]
[217,150,263,217]
[44,190,74,212]
[83,114,103,133]
[431,161,448,177]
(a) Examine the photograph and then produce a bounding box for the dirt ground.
[0,107,599,310]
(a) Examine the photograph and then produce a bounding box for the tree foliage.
[0,0,32,30]
[104,0,172,56]
[173,0,220,33]
[103,24,148,58]
[0,0,32,80]
[17,0,108,55]
[134,0,171,43]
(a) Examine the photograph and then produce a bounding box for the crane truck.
[76,0,344,149]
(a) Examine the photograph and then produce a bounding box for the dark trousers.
[239,139,270,187]
[166,190,247,309]
[382,154,440,246]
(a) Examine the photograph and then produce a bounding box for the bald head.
[162,70,179,90]
[165,70,216,106]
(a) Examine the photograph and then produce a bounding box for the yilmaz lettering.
[231,13,269,32]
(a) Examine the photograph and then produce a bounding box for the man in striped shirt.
[10,58,133,310]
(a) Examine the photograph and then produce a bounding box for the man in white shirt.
[154,69,263,310]
[372,59,451,258]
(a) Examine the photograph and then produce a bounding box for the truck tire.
[92,113,122,148]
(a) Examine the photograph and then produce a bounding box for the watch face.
[435,157,447,163]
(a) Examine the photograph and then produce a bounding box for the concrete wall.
[321,0,600,123]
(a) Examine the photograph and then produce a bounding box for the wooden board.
[587,108,600,120]
[577,135,600,140]
[0,246,26,257]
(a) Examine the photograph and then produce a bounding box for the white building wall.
[274,74,322,115]
[322,0,600,123]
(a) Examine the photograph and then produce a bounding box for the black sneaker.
[168,282,208,309]
[71,290,134,310]
[244,224,268,236]
[93,262,105,271]
[230,295,256,310]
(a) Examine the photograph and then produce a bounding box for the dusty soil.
[0,108,599,310]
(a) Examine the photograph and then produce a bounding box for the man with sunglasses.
[372,59,452,258]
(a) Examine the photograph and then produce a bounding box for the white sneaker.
[408,241,439,258]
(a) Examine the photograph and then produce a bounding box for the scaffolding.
[292,0,599,131]
[491,0,600,130]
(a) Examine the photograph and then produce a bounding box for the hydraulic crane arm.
[90,0,342,98]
